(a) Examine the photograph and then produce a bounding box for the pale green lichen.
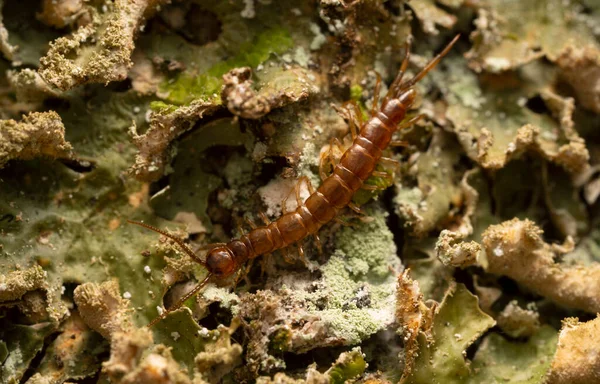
[402,283,496,384]
[470,325,557,384]
[466,0,600,72]
[443,57,590,176]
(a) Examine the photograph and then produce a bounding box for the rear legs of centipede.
[281,175,323,262]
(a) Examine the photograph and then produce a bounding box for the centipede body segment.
[129,35,460,327]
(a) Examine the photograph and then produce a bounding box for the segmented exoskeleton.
[130,35,460,326]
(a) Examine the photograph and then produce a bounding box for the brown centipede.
[129,35,460,327]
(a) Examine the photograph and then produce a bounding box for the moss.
[268,328,292,354]
[350,84,364,101]
[149,101,180,113]
[160,28,294,105]
[327,348,367,384]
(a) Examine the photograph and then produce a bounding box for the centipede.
[129,35,460,327]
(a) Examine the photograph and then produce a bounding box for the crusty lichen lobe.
[483,218,600,313]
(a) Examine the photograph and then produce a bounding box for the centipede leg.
[282,247,295,263]
[258,211,270,225]
[372,170,393,179]
[333,216,358,227]
[348,202,365,215]
[347,101,363,139]
[370,72,382,116]
[245,217,257,229]
[297,243,308,267]
[336,101,363,139]
[390,140,409,147]
[319,137,344,181]
[313,234,323,254]
[361,184,381,191]
[379,156,401,171]
[260,253,272,277]
[234,259,254,289]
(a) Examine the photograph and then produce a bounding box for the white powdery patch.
[257,177,310,217]
[493,246,504,257]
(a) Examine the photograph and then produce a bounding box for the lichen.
[73,280,132,340]
[0,112,73,168]
[38,0,167,91]
[482,218,600,313]
[546,316,600,384]
[240,208,399,374]
[401,283,496,383]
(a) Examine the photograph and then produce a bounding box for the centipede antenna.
[384,41,412,104]
[400,34,460,91]
[127,220,206,266]
[147,273,213,327]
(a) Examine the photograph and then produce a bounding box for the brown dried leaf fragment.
[557,46,600,114]
[482,218,600,313]
[73,280,133,340]
[39,0,167,91]
[0,111,73,168]
[546,316,600,384]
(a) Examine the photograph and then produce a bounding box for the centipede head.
[205,246,236,277]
